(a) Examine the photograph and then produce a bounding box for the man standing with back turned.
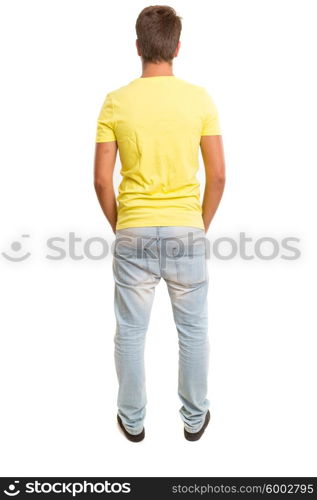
[94,5,226,442]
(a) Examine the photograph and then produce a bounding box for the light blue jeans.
[112,226,210,435]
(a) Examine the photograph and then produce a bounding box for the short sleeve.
[201,89,222,136]
[95,93,116,142]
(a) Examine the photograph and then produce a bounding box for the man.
[94,5,226,442]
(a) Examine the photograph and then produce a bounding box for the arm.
[200,135,226,233]
[94,141,118,234]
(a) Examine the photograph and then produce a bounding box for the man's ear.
[174,40,181,57]
[136,39,141,57]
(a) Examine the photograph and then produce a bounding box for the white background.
[0,0,316,477]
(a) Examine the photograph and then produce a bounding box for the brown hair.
[135,5,182,64]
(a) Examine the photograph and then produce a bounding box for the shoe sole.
[117,414,145,442]
[184,410,210,441]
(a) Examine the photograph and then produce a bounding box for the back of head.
[135,5,182,64]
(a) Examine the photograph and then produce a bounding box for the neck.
[140,61,174,77]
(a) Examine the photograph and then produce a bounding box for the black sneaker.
[184,410,210,441]
[117,414,145,442]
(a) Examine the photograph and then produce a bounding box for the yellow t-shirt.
[96,76,221,230]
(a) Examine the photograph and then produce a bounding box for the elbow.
[217,173,226,185]
[207,172,226,186]
[94,177,110,189]
[215,169,226,183]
